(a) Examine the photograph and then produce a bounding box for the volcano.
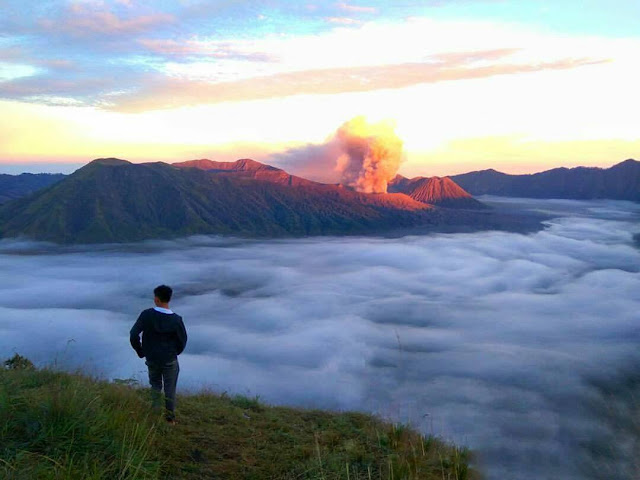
[0,158,443,243]
[0,157,511,243]
[173,158,432,211]
[389,175,485,209]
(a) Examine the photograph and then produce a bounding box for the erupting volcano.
[333,116,403,194]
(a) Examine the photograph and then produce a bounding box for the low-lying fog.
[1,197,639,479]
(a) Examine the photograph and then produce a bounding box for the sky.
[1,0,639,176]
[1,197,640,478]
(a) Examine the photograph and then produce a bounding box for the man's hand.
[130,314,145,358]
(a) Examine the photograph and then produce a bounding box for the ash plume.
[270,116,404,192]
[333,116,403,193]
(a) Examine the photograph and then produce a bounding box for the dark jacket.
[130,308,187,364]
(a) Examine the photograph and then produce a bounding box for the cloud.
[325,17,363,25]
[0,47,24,62]
[1,199,639,479]
[0,2,622,114]
[336,3,378,14]
[38,3,175,37]
[137,38,276,62]
[0,66,151,107]
[108,52,605,112]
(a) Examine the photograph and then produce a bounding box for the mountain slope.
[173,158,316,187]
[452,159,640,201]
[0,158,440,243]
[389,175,485,209]
[0,172,66,204]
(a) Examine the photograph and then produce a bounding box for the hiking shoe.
[165,416,177,425]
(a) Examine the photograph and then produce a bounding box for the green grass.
[1,356,479,479]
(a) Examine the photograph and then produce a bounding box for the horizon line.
[0,156,637,178]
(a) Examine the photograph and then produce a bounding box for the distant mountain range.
[4,159,637,205]
[1,157,636,243]
[0,158,492,243]
[0,173,66,204]
[451,159,640,201]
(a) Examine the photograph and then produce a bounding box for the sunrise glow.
[1,1,639,175]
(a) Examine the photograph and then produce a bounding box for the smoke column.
[333,116,403,194]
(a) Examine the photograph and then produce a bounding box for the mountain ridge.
[3,158,636,204]
[1,157,635,244]
[0,172,66,204]
[174,158,276,172]
[0,158,448,243]
[452,159,640,201]
[173,158,317,187]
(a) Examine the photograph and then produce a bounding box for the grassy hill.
[0,355,478,479]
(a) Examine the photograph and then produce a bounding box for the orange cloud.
[431,48,522,64]
[111,52,607,112]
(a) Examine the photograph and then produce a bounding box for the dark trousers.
[145,358,179,418]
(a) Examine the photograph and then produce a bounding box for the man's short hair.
[154,285,173,303]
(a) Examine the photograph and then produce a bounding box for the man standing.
[130,285,187,424]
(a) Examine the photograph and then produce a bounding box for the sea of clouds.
[1,197,639,479]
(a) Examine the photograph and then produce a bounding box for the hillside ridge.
[0,355,476,479]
